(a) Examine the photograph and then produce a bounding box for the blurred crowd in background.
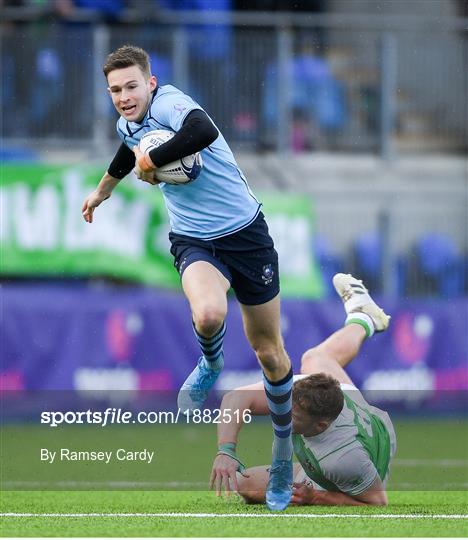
[2,0,467,299]
[3,0,466,150]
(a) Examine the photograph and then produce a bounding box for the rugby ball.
[138,129,203,185]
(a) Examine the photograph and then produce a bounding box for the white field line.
[390,482,468,489]
[2,481,207,488]
[393,459,468,467]
[1,512,467,520]
[3,480,468,489]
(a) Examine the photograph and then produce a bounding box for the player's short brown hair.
[103,45,151,78]
[293,373,344,423]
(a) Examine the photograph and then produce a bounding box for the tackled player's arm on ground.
[293,475,387,506]
[311,446,387,506]
[210,382,269,496]
[82,143,135,223]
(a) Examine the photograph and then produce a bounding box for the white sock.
[345,312,375,338]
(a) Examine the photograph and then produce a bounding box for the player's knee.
[300,348,327,374]
[237,473,265,504]
[374,492,388,506]
[193,306,226,337]
[238,490,264,504]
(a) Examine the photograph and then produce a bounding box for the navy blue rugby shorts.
[168,212,280,306]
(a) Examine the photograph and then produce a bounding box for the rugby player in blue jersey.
[82,45,293,510]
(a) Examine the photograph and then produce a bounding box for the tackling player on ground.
[211,273,395,506]
[82,45,293,510]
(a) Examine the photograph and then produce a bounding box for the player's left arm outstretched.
[210,382,269,496]
[82,135,139,222]
[82,172,121,223]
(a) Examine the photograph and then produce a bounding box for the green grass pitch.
[1,419,467,537]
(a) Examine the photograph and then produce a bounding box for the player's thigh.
[169,232,231,321]
[239,294,282,348]
[300,351,354,385]
[216,212,279,307]
[182,260,230,317]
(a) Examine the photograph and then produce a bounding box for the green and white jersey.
[293,381,396,496]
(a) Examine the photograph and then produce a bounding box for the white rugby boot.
[332,273,390,332]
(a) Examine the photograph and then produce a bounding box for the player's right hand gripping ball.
[139,130,203,185]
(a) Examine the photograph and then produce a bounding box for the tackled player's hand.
[291,481,317,505]
[210,454,248,497]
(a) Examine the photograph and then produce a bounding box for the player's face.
[292,403,329,437]
[107,65,157,122]
[292,403,316,436]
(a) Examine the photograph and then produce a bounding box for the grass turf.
[1,419,467,536]
[1,491,467,537]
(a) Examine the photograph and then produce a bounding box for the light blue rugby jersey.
[116,84,261,240]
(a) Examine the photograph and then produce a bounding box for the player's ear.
[107,87,111,96]
[317,419,330,432]
[149,75,157,91]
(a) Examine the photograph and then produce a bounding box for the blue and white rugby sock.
[193,321,226,371]
[263,368,293,462]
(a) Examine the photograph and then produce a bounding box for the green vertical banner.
[261,193,324,298]
[1,165,324,297]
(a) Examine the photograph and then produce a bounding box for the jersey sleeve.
[322,445,378,496]
[151,93,202,132]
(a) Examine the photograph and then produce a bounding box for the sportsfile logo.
[40,408,252,427]
[40,408,176,428]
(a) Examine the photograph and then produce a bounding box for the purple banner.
[1,284,467,409]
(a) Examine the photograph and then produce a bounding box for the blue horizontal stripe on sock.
[265,398,291,416]
[264,368,293,387]
[198,332,225,346]
[194,323,226,344]
[273,422,292,434]
[201,341,224,357]
[274,421,292,431]
[196,332,226,349]
[274,428,292,439]
[264,387,291,404]
[270,411,291,426]
[200,338,224,352]
[263,379,293,396]
[202,348,223,360]
[198,340,224,356]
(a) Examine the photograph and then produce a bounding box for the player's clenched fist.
[82,191,110,223]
